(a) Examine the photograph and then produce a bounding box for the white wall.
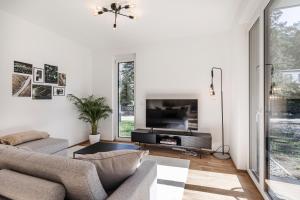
[0,10,93,146]
[230,24,249,170]
[93,34,233,151]
[229,0,270,171]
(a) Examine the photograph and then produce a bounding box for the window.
[118,61,135,138]
[264,1,300,199]
[284,73,292,80]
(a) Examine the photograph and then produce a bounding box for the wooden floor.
[81,141,263,200]
[147,146,263,200]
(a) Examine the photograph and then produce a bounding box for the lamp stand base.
[213,152,231,160]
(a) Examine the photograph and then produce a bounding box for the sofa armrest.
[0,169,66,200]
[107,160,157,200]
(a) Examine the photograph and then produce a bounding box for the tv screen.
[146,99,198,130]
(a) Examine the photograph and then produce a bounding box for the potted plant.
[68,94,112,144]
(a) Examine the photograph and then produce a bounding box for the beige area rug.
[68,146,190,200]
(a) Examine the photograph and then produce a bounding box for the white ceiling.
[0,0,244,50]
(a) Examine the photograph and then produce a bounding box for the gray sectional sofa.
[0,144,157,200]
[16,137,69,156]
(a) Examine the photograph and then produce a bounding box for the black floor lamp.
[210,67,231,160]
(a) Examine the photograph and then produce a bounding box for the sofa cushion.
[0,146,107,200]
[76,150,149,192]
[106,160,157,200]
[53,149,68,157]
[16,138,68,155]
[0,130,49,145]
[0,169,65,200]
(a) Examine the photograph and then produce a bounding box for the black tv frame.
[146,99,198,132]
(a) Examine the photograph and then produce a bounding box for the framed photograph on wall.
[12,74,32,97]
[45,64,58,84]
[53,87,65,96]
[58,73,66,86]
[33,68,44,83]
[32,85,52,100]
[14,61,33,75]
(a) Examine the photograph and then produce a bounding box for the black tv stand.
[149,127,154,134]
[188,129,193,136]
[131,129,212,156]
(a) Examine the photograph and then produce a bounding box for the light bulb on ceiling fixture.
[93,10,99,16]
[127,9,137,20]
[130,3,137,8]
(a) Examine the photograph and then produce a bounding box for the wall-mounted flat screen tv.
[146,99,198,131]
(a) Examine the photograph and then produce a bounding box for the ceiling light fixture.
[96,2,135,29]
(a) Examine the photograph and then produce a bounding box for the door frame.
[246,1,270,200]
[247,1,300,200]
[249,18,261,182]
[113,54,136,142]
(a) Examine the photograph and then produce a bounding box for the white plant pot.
[89,134,100,144]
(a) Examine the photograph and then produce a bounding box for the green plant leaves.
[68,94,112,135]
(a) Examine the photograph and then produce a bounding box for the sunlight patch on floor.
[187,169,244,192]
[184,189,249,200]
[158,183,187,200]
[143,155,190,200]
[265,179,300,200]
[156,164,188,200]
[158,165,189,183]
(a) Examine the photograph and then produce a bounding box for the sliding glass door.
[265,1,300,199]
[249,19,261,181]
[118,61,135,138]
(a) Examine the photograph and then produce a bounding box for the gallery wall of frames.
[12,61,66,99]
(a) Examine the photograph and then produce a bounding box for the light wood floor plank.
[145,146,263,200]
[81,141,263,200]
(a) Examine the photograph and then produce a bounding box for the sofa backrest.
[0,145,107,200]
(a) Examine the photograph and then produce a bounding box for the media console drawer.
[132,131,156,144]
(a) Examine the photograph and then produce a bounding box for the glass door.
[265,1,300,199]
[118,61,135,138]
[249,19,260,181]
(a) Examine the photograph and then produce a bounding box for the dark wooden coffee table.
[73,142,140,158]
